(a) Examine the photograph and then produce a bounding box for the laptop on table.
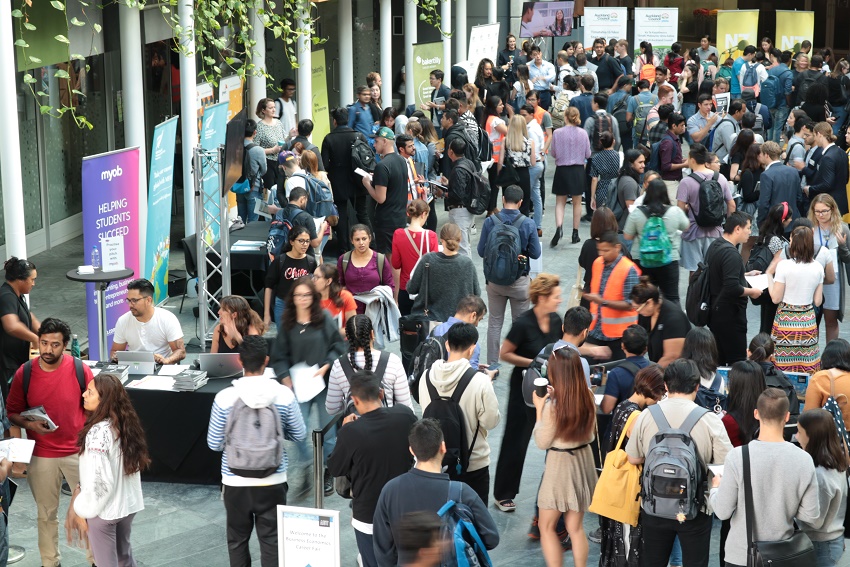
[116,351,158,375]
[198,353,244,379]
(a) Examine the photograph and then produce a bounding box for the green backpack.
[638,206,672,268]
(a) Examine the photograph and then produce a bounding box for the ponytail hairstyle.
[345,314,374,371]
[439,223,462,253]
[748,333,775,363]
[316,263,344,308]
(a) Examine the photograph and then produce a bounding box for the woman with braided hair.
[326,314,412,415]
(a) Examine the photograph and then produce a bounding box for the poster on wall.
[412,42,444,111]
[81,148,141,360]
[467,23,501,74]
[311,50,331,147]
[518,2,574,38]
[775,10,813,54]
[144,116,178,305]
[716,10,759,62]
[633,8,679,61]
[200,102,228,246]
[196,82,215,133]
[583,6,628,47]
[277,506,340,567]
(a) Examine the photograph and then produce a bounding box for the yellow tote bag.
[588,410,642,527]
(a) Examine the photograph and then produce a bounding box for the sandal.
[496,499,516,512]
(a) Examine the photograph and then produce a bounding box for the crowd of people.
[4,25,850,567]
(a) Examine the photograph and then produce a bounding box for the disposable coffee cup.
[278,140,286,147]
[534,378,549,398]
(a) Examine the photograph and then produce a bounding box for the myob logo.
[101,165,123,182]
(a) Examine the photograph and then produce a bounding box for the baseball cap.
[376,127,395,140]
[278,150,297,165]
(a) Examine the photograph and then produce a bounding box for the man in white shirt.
[737,56,768,96]
[110,278,185,364]
[520,104,546,232]
[553,50,575,97]
[528,45,556,110]
[274,78,298,139]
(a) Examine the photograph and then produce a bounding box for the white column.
[339,0,354,106]
[404,0,417,107]
[0,0,26,258]
[380,0,392,93]
[178,0,198,236]
[248,7,266,117]
[488,0,497,23]
[442,0,452,69]
[119,3,148,259]
[296,3,312,124]
[456,0,467,64]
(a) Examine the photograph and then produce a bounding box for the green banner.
[311,50,331,146]
[15,2,71,72]
[412,42,445,110]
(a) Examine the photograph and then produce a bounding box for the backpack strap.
[647,403,671,431]
[452,367,481,462]
[618,361,641,377]
[679,406,710,435]
[374,350,390,379]
[376,252,385,283]
[23,357,85,409]
[742,445,756,553]
[74,357,85,393]
[425,368,439,402]
[339,354,355,381]
[342,251,352,277]
[404,230,422,257]
[22,360,31,409]
[709,373,722,392]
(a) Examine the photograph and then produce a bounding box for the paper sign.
[290,363,325,403]
[278,506,340,567]
[0,438,35,464]
[100,236,126,272]
[713,93,731,116]
[745,274,769,290]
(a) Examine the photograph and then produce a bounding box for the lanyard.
[819,227,830,249]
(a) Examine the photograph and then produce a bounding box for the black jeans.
[640,511,713,567]
[638,261,681,304]
[493,368,536,501]
[516,166,532,217]
[335,190,374,252]
[708,304,748,366]
[457,466,490,507]
[398,289,414,316]
[585,162,594,216]
[487,166,500,212]
[719,517,731,567]
[223,483,288,567]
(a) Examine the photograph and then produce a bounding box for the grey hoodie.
[418,359,500,472]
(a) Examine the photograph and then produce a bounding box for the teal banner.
[200,102,229,245]
[145,116,178,304]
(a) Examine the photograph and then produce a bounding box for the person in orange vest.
[582,230,641,361]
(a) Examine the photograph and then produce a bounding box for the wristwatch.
[601,300,609,307]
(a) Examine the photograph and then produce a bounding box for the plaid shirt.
[589,254,641,341]
[646,121,669,147]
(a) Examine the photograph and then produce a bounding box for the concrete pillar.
[248,7,266,117]
[339,0,354,106]
[456,0,467,63]
[177,0,198,236]
[0,0,27,258]
[825,0,835,49]
[380,0,392,92]
[442,0,452,74]
[405,0,417,107]
[296,2,312,123]
[488,0,497,24]
[119,3,148,257]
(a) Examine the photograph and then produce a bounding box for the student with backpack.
[337,224,395,315]
[235,120,269,223]
[532,347,598,567]
[598,325,651,414]
[327,370,417,567]
[207,336,307,567]
[417,323,500,504]
[625,359,733,567]
[264,226,318,330]
[764,50,795,143]
[372,418,500,567]
[625,177,690,303]
[477,185,541,371]
[627,80,658,149]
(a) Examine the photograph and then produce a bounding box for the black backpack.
[351,137,376,173]
[456,160,491,216]
[685,260,712,327]
[476,125,494,162]
[592,113,615,151]
[690,172,726,228]
[423,367,479,478]
[339,351,391,417]
[611,96,629,135]
[408,332,448,403]
[763,366,800,423]
[694,374,728,414]
[745,239,781,274]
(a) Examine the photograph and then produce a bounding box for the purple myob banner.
[81,147,140,360]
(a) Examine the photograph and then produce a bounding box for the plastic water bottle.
[71,334,80,358]
[91,245,100,269]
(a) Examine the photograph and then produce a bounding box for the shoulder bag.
[588,410,642,526]
[405,230,432,300]
[742,445,816,567]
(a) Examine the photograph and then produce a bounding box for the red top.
[321,290,357,328]
[7,355,94,458]
[391,228,439,291]
[721,413,744,448]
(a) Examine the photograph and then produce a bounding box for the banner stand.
[194,145,231,349]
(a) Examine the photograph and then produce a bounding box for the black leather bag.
[398,263,433,373]
[743,445,816,567]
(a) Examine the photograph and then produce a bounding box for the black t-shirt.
[505,309,563,371]
[282,204,318,241]
[265,253,318,300]
[578,239,599,290]
[682,80,699,104]
[594,54,623,90]
[638,299,691,363]
[0,282,31,374]
[619,56,634,77]
[372,153,409,230]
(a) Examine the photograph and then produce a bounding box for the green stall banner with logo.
[311,50,331,146]
[412,42,445,110]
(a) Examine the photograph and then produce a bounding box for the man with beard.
[110,278,185,364]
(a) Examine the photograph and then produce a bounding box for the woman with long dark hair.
[612,149,644,231]
[801,83,831,123]
[211,295,265,354]
[624,178,689,302]
[68,374,150,566]
[313,263,357,331]
[681,326,723,391]
[726,130,756,185]
[827,58,850,135]
[475,58,496,101]
[533,347,597,567]
[549,9,569,36]
[797,409,848,566]
[722,360,766,446]
[737,142,764,256]
[747,333,800,419]
[753,203,793,333]
[337,224,395,314]
[264,225,318,329]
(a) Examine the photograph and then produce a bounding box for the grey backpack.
[640,404,709,521]
[224,398,284,478]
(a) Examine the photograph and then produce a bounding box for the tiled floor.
[13,163,850,566]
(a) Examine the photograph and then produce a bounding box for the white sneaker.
[357,554,363,567]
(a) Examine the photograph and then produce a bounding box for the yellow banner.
[311,50,331,147]
[775,11,813,54]
[716,10,759,62]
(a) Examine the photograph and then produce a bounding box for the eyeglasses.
[295,239,311,245]
[814,208,831,215]
[126,297,147,305]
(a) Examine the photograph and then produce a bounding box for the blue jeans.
[813,536,845,567]
[831,107,847,135]
[236,189,259,223]
[274,297,285,331]
[295,388,336,464]
[354,529,378,567]
[669,535,682,565]
[529,161,544,229]
[681,103,697,144]
[769,106,790,144]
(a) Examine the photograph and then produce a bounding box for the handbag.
[399,262,433,373]
[495,158,520,186]
[742,445,817,567]
[334,475,353,499]
[566,267,583,309]
[588,410,642,526]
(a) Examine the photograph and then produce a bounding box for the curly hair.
[345,314,374,371]
[78,373,150,474]
[282,277,324,331]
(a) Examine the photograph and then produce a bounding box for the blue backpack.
[266,207,308,257]
[438,482,493,567]
[482,214,526,286]
[647,140,662,173]
[291,173,339,223]
[760,68,791,110]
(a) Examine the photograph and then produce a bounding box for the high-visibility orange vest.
[486,115,504,161]
[533,105,546,126]
[590,255,641,338]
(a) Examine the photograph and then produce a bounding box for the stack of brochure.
[20,406,58,431]
[93,363,130,384]
[173,369,208,391]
